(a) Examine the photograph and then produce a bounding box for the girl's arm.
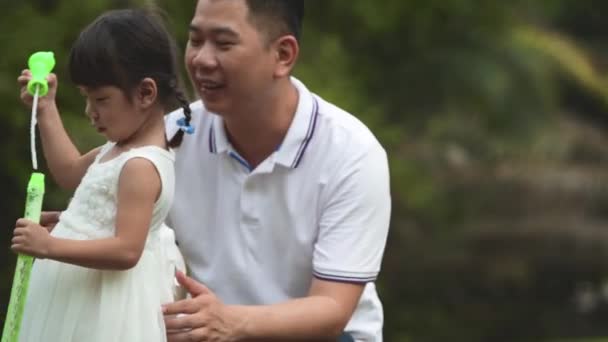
[12,158,161,270]
[18,71,99,190]
[37,102,101,190]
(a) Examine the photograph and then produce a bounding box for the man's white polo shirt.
[165,77,391,341]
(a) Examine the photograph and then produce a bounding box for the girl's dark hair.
[68,8,191,148]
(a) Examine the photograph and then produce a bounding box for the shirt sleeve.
[313,142,391,284]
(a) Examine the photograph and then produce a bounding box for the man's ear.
[273,35,299,78]
[137,77,158,109]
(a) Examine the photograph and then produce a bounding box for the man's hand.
[162,273,363,341]
[163,271,244,342]
[11,218,53,258]
[40,211,61,232]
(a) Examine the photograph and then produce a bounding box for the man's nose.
[191,44,218,69]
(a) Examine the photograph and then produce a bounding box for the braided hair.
[167,80,192,148]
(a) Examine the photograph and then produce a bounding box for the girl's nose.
[85,102,98,122]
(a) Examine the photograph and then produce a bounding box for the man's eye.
[217,41,234,49]
[189,38,203,47]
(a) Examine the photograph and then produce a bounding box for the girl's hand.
[17,70,58,115]
[12,218,53,259]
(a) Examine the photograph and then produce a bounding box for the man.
[161,0,391,341]
[40,0,390,340]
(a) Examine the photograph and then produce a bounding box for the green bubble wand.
[1,51,54,342]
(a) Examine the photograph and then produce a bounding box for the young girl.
[13,8,192,342]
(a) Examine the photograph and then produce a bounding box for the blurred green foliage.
[3,0,608,341]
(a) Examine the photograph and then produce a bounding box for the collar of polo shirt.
[207,78,319,170]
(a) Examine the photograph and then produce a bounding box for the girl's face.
[80,85,147,144]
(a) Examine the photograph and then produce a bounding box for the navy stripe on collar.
[208,120,216,153]
[291,97,319,168]
[207,97,320,169]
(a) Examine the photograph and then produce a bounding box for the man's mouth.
[197,79,225,92]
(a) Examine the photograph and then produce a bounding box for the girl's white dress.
[20,143,184,342]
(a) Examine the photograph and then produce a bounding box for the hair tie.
[168,77,177,89]
[176,117,195,134]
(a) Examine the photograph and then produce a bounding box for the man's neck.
[224,81,299,169]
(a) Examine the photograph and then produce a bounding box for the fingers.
[17,76,30,87]
[11,219,41,256]
[19,77,33,106]
[46,73,58,88]
[167,328,206,342]
[17,70,58,104]
[162,297,201,316]
[18,70,32,92]
[13,227,28,236]
[15,218,33,227]
[11,232,27,253]
[165,312,200,331]
[11,234,25,244]
[10,245,25,254]
[175,270,210,297]
[12,227,29,251]
[17,70,57,86]
[40,211,61,226]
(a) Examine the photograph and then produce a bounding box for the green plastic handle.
[23,173,45,221]
[1,172,45,342]
[27,52,55,97]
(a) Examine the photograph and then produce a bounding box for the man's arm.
[164,273,363,341]
[234,278,364,340]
